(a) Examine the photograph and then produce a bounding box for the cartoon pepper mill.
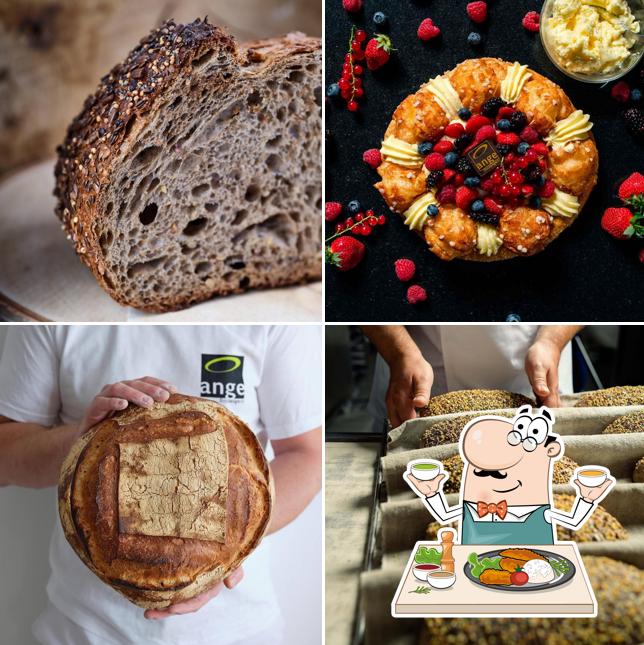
[404,407,615,545]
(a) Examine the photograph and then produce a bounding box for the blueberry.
[373,11,388,27]
[464,176,480,187]
[530,196,542,209]
[326,83,340,98]
[471,199,484,212]
[347,200,361,215]
[535,174,546,187]
[458,107,472,121]
[467,32,482,46]
[444,151,459,167]
[506,313,522,322]
[517,142,530,155]
[427,204,439,217]
[418,141,433,155]
[497,119,512,131]
[631,88,642,102]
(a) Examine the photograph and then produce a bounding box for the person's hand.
[405,473,448,498]
[573,476,615,504]
[78,377,177,436]
[524,339,562,407]
[386,352,434,427]
[144,567,244,620]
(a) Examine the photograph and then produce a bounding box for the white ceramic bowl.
[412,564,440,581]
[577,468,608,487]
[427,570,456,589]
[410,461,442,481]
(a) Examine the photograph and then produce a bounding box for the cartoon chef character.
[404,406,615,545]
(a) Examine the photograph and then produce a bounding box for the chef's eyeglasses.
[507,415,551,452]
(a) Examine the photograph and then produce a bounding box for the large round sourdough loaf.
[58,393,272,608]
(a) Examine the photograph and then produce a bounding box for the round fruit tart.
[374,58,598,260]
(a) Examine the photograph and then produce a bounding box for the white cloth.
[368,325,574,420]
[0,325,321,645]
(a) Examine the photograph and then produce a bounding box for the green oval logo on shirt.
[203,356,242,374]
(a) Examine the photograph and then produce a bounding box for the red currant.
[362,225,372,236]
[346,217,354,227]
[369,216,377,226]
[521,184,534,196]
[344,53,352,63]
[378,215,386,225]
[335,223,344,233]
[347,100,359,112]
[524,150,538,163]
[500,184,512,198]
[366,209,375,217]
[338,78,350,91]
[352,49,365,60]
[354,77,362,87]
[353,87,364,98]
[354,65,364,75]
[355,29,367,42]
[356,213,363,221]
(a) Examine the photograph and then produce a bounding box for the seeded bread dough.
[54,18,321,312]
[576,386,644,408]
[419,389,535,417]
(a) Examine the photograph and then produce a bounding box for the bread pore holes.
[226,257,246,270]
[244,183,261,202]
[182,216,208,236]
[139,202,158,225]
[266,154,281,171]
[127,256,166,278]
[132,145,161,168]
[216,99,243,123]
[194,261,211,276]
[232,209,247,226]
[191,183,209,197]
[287,69,305,83]
[191,49,214,69]
[169,95,182,109]
[205,203,217,213]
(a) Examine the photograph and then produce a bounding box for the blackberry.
[454,134,473,151]
[496,143,510,156]
[470,211,500,226]
[456,156,474,174]
[623,107,644,137]
[481,97,506,118]
[525,165,542,183]
[426,170,444,188]
[509,111,527,132]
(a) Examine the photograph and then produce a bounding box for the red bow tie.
[477,500,508,520]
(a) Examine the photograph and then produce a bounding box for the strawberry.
[407,284,428,304]
[497,132,521,146]
[618,172,644,200]
[610,81,630,103]
[445,122,465,138]
[326,236,365,270]
[465,114,492,134]
[474,124,496,142]
[365,34,393,70]
[483,197,503,215]
[522,11,540,32]
[325,201,343,222]
[394,258,416,282]
[601,207,634,240]
[342,0,363,12]
[466,1,487,24]
[362,148,382,168]
[456,186,477,210]
[418,18,441,41]
[425,152,446,170]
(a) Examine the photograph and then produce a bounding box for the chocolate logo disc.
[466,140,502,176]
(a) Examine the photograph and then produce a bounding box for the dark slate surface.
[324,0,643,322]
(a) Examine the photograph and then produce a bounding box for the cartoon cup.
[577,467,608,487]
[409,459,442,481]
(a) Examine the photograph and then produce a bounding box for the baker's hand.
[406,473,447,498]
[144,567,244,620]
[525,339,562,407]
[386,353,434,428]
[78,377,177,436]
[573,477,615,504]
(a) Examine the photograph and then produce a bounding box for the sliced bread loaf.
[54,18,321,312]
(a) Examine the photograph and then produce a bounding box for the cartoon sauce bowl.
[409,459,442,481]
[577,467,608,487]
[427,570,456,589]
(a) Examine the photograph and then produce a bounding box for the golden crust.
[375,58,598,262]
[58,394,271,609]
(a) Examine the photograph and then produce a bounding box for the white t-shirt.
[0,325,322,645]
[368,325,573,420]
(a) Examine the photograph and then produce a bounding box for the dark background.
[325,0,644,322]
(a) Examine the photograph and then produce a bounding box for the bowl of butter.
[540,0,643,83]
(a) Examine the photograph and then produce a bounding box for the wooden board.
[0,161,321,321]
[392,542,595,617]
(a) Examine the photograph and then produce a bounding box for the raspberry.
[520,127,539,144]
[474,124,496,142]
[483,197,503,215]
[325,201,343,222]
[497,132,521,146]
[434,139,454,154]
[394,258,416,282]
[425,152,446,170]
[481,98,505,118]
[443,168,457,183]
[466,1,487,23]
[362,148,382,168]
[437,184,457,204]
[455,186,477,210]
[342,0,363,12]
[481,178,495,192]
[640,248,644,264]
[407,284,428,305]
[498,106,515,119]
[465,114,492,134]
[531,142,549,156]
[539,180,556,198]
[418,18,441,41]
[618,172,644,200]
[611,81,631,103]
[425,169,444,187]
[444,122,465,138]
[522,11,540,32]
[601,207,634,240]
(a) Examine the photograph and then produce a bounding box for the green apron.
[461,503,554,545]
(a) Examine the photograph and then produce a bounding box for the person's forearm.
[265,439,321,535]
[0,421,78,488]
[361,325,422,366]
[535,325,583,350]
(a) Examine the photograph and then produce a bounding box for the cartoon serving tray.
[391,406,615,618]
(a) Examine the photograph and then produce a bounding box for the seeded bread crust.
[54,18,321,312]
